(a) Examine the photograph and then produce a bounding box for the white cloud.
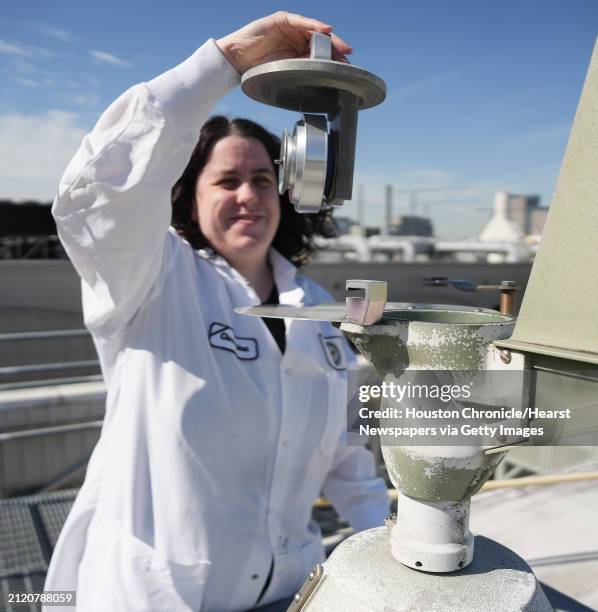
[0,39,31,57]
[392,68,466,103]
[0,39,58,60]
[13,77,38,88]
[3,59,95,101]
[90,50,132,68]
[11,58,36,74]
[500,125,570,148]
[58,91,100,107]
[30,22,76,43]
[0,111,87,200]
[28,45,59,59]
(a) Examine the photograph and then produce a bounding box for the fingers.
[276,12,353,57]
[332,52,351,64]
[330,32,353,56]
[278,11,333,34]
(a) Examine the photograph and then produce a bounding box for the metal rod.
[0,329,90,342]
[0,360,99,376]
[36,453,93,493]
[313,471,598,507]
[0,420,103,442]
[0,374,104,392]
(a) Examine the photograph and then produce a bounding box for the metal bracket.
[310,32,331,60]
[346,280,387,325]
[287,563,324,611]
[422,277,519,315]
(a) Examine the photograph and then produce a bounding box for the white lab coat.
[44,39,389,611]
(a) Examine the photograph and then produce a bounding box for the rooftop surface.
[471,460,598,610]
[1,463,597,611]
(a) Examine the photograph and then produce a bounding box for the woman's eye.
[254,175,273,187]
[218,178,238,189]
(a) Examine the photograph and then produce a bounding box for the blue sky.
[1,1,597,238]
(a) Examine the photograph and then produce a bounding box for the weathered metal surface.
[340,309,514,374]
[500,39,598,363]
[303,527,551,611]
[339,307,517,572]
[526,356,598,445]
[381,446,507,503]
[495,338,598,365]
[288,563,324,612]
[391,495,474,572]
[344,311,516,501]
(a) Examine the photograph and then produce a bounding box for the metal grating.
[36,500,74,552]
[0,505,45,577]
[0,490,77,612]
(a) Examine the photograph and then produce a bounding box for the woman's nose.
[236,182,259,206]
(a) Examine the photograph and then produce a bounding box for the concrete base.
[303,527,552,611]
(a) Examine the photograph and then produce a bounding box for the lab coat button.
[281,439,288,447]
[284,368,292,375]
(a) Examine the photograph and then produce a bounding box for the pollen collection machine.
[239,34,598,611]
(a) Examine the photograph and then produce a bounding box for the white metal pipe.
[391,494,474,572]
[435,240,529,263]
[314,235,372,261]
[366,236,419,262]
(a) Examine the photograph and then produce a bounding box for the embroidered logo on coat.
[209,322,259,360]
[319,334,346,371]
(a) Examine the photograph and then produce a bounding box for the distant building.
[0,200,64,259]
[480,192,524,242]
[365,227,381,238]
[505,193,548,235]
[389,215,434,237]
[332,216,357,235]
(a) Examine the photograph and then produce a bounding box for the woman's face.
[194,135,280,265]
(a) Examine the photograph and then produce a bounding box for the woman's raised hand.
[216,12,352,74]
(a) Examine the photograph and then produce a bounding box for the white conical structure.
[479,192,524,242]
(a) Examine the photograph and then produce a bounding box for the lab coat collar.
[196,247,305,305]
[268,248,305,306]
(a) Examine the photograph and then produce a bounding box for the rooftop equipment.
[239,33,598,612]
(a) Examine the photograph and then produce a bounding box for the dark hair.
[171,116,337,267]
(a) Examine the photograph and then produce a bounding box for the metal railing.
[0,420,103,442]
[0,328,101,387]
[0,329,90,342]
[0,374,103,392]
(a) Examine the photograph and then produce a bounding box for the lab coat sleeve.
[52,39,239,337]
[321,441,390,532]
[321,348,391,532]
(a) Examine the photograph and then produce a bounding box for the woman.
[45,13,389,611]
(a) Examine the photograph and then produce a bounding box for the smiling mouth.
[231,214,263,223]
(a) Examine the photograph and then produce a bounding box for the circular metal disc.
[236,303,348,322]
[241,59,386,113]
[278,128,294,195]
[286,115,328,213]
[235,303,500,323]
